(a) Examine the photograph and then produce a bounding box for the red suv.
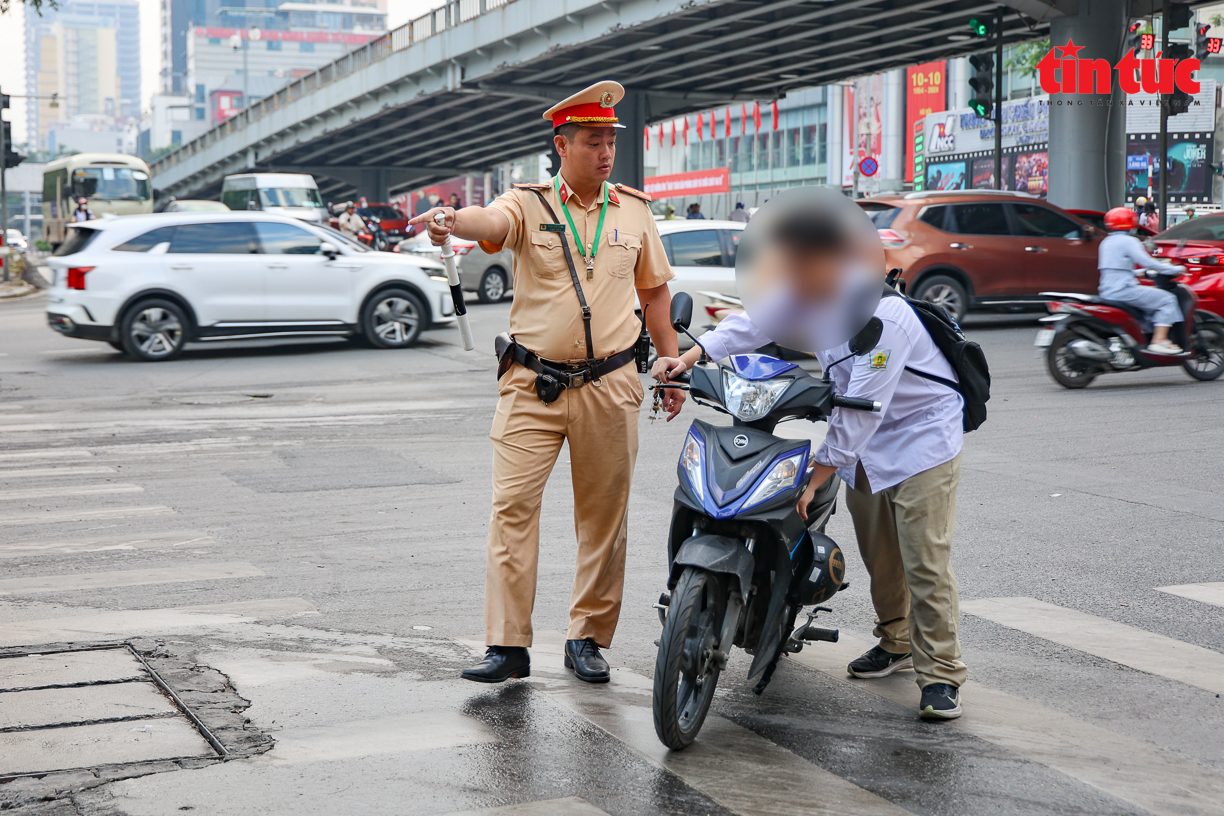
[860,190,1101,322]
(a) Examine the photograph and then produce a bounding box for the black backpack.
[882,269,991,432]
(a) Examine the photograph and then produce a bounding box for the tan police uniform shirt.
[486,174,674,362]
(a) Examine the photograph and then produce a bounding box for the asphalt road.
[1,290,1222,816]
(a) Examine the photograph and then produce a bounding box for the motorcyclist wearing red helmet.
[1098,206,1186,355]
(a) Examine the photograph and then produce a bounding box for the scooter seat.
[1091,298,1150,323]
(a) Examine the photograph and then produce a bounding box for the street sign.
[859,157,878,176]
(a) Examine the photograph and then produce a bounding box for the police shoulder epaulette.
[513,182,551,190]
[614,183,652,202]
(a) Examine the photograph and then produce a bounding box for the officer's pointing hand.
[408,207,457,246]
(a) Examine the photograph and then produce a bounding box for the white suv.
[45,213,457,361]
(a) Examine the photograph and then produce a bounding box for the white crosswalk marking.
[963,597,1224,696]
[0,506,175,526]
[0,561,264,595]
[0,531,214,559]
[0,466,116,478]
[0,598,318,647]
[788,631,1224,816]
[0,448,93,461]
[1156,582,1224,608]
[0,483,144,501]
[460,634,911,816]
[269,711,497,763]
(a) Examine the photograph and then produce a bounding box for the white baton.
[435,211,475,351]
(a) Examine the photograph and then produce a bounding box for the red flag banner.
[683,116,689,146]
[771,100,779,130]
[671,120,676,146]
[644,125,650,151]
[696,112,704,140]
[741,103,747,134]
[644,167,731,200]
[708,111,715,138]
[725,107,731,137]
[658,123,664,147]
[752,102,761,132]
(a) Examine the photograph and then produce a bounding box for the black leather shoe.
[564,638,610,683]
[461,646,530,683]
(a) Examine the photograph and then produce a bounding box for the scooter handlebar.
[832,395,882,412]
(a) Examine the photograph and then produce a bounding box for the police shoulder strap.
[527,188,595,361]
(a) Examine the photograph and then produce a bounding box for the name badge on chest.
[539,223,566,233]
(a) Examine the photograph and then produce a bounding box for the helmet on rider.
[1104,207,1138,232]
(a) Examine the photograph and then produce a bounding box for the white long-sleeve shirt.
[697,296,963,493]
[1098,232,1181,296]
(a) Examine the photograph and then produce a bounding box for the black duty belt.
[511,343,636,389]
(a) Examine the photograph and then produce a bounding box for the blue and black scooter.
[651,293,882,750]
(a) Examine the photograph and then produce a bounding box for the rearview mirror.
[320,241,339,259]
[670,292,693,332]
[849,316,883,356]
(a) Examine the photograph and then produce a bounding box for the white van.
[220,173,327,223]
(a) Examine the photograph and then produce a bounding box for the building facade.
[23,0,141,151]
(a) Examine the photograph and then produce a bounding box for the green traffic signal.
[969,17,990,37]
[969,99,990,117]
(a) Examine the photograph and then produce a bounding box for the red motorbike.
[1037,248,1224,388]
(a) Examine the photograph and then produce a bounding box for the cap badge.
[599,92,614,107]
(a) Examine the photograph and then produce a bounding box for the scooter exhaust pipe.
[1066,338,1112,362]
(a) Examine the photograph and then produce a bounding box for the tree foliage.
[1006,39,1051,78]
[2,0,59,15]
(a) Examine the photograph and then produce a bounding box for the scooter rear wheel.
[1184,325,1224,380]
[653,568,726,750]
[1046,330,1098,389]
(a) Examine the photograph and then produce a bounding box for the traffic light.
[968,17,990,37]
[1165,42,1194,115]
[1196,24,1222,59]
[968,53,994,119]
[1169,3,1192,31]
[0,95,23,170]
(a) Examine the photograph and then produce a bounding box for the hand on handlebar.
[652,356,687,383]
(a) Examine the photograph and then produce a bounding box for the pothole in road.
[0,640,272,809]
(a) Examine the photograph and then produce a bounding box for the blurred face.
[555,126,616,186]
[775,246,848,303]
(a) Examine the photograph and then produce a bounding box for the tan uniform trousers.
[843,455,967,689]
[485,361,644,649]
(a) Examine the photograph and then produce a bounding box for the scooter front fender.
[669,534,754,599]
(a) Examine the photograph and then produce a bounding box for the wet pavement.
[1,292,1223,815]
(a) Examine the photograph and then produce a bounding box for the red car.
[1144,235,1224,320]
[357,203,413,244]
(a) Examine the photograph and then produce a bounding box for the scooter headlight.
[681,431,705,502]
[722,371,790,421]
[744,452,806,509]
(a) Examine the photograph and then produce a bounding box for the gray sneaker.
[847,645,913,678]
[919,682,962,720]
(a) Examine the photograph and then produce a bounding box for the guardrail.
[152,0,512,177]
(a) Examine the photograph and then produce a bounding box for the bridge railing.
[153,0,513,177]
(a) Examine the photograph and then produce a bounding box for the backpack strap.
[881,286,964,394]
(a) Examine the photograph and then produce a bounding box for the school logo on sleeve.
[869,348,891,370]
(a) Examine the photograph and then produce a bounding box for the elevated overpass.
[152,0,1070,202]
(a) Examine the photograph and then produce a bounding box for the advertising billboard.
[905,61,946,183]
[1125,134,1214,203]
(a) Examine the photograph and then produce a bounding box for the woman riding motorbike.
[1098,207,1186,355]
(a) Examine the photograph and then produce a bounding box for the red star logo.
[1056,38,1084,59]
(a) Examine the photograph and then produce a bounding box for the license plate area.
[1034,328,1056,347]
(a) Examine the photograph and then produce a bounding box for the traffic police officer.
[410,80,684,684]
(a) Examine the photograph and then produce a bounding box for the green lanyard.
[555,176,608,279]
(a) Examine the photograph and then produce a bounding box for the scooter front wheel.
[1184,325,1224,380]
[653,567,726,750]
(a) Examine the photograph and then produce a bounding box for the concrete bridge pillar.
[1047,0,1128,210]
[358,167,390,203]
[611,90,647,192]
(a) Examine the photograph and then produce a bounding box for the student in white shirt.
[653,210,968,720]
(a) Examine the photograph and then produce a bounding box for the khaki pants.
[485,362,644,649]
[844,456,966,689]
